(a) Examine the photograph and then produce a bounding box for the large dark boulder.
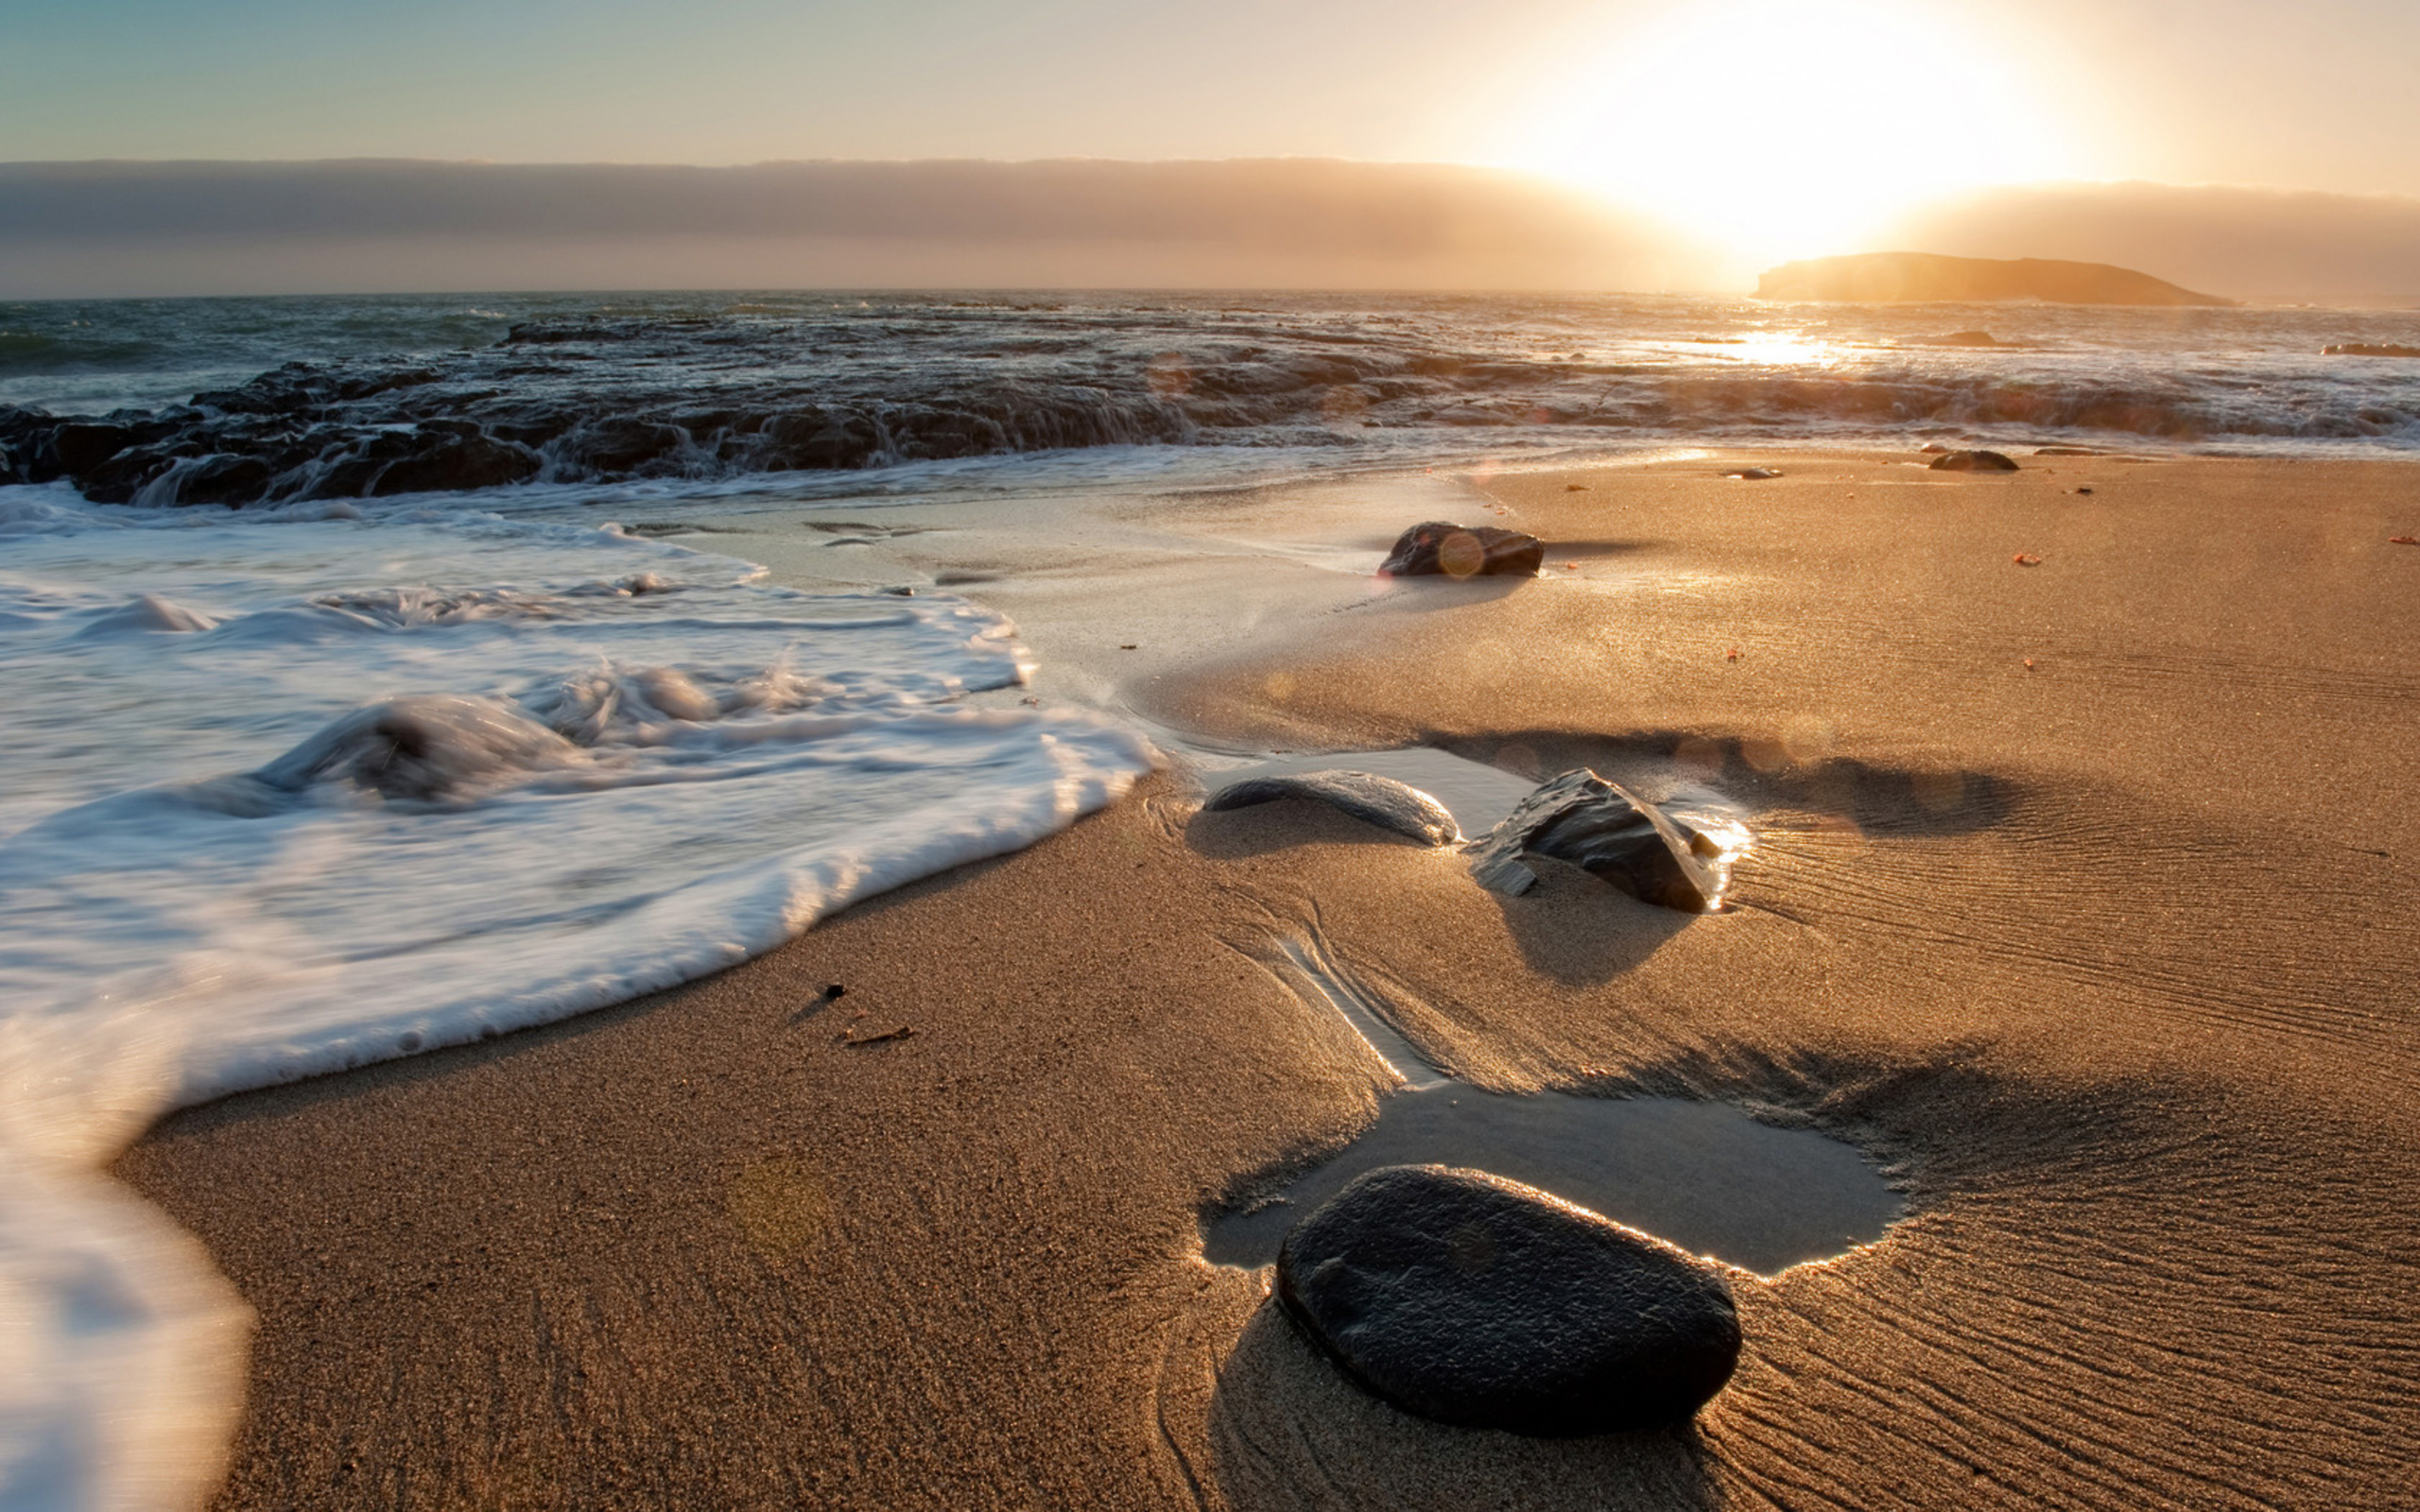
[760,407,884,470]
[1204,769,1460,845]
[1928,449,2019,472]
[1277,1165,1742,1436]
[559,418,688,474]
[50,421,138,476]
[1379,521,1545,578]
[167,455,277,507]
[1464,768,1719,910]
[369,432,541,496]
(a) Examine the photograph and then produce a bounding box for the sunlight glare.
[1504,0,2081,270]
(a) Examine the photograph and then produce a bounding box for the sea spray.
[0,487,1156,1509]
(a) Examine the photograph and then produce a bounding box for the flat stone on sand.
[1276,1165,1743,1436]
[1379,521,1546,577]
[1205,769,1462,845]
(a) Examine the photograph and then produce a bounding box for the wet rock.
[1931,330,2001,348]
[167,455,279,507]
[560,418,689,474]
[367,433,540,496]
[1276,1165,1742,1436]
[761,408,884,470]
[1204,770,1460,846]
[1379,522,1545,578]
[1928,449,2019,472]
[50,421,138,476]
[1465,769,1716,911]
[2322,343,2420,358]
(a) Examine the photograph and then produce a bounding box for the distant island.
[1755,252,2234,306]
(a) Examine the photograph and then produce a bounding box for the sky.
[3,0,2416,293]
[7,0,2416,188]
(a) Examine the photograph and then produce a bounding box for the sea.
[3,289,2417,1509]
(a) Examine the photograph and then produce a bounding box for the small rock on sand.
[1464,769,1718,911]
[1929,450,2020,472]
[1204,770,1461,846]
[1276,1165,1743,1436]
[1379,522,1545,578]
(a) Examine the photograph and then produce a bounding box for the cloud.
[0,159,1717,298]
[1881,180,2420,306]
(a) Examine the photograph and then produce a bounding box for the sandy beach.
[117,450,2420,1508]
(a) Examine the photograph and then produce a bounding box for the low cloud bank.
[0,159,1710,298]
[7,163,2413,303]
[1884,180,2420,306]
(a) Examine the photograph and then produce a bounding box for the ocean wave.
[0,497,1155,1508]
[5,297,2417,506]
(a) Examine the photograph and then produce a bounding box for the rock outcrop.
[1276,1165,1743,1436]
[1755,252,2232,307]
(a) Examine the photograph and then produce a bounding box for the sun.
[1498,0,2082,271]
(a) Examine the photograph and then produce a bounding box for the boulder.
[50,421,137,476]
[1928,449,2019,472]
[1379,522,1544,578]
[1464,769,1718,911]
[1276,1165,1742,1436]
[1204,770,1460,846]
[369,433,541,496]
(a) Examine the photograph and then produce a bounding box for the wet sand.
[119,451,2420,1508]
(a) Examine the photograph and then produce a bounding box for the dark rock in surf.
[1276,1164,1742,1436]
[1466,768,1717,911]
[367,432,540,495]
[1928,449,2019,472]
[50,421,138,475]
[1204,770,1461,846]
[167,455,278,507]
[1380,522,1545,578]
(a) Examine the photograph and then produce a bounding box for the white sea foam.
[0,486,1156,1510]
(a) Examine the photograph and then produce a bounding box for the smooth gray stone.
[1928,448,2020,472]
[1205,770,1461,846]
[1465,769,1716,911]
[1378,521,1546,578]
[1276,1165,1742,1436]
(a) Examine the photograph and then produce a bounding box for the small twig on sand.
[840,1024,917,1047]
